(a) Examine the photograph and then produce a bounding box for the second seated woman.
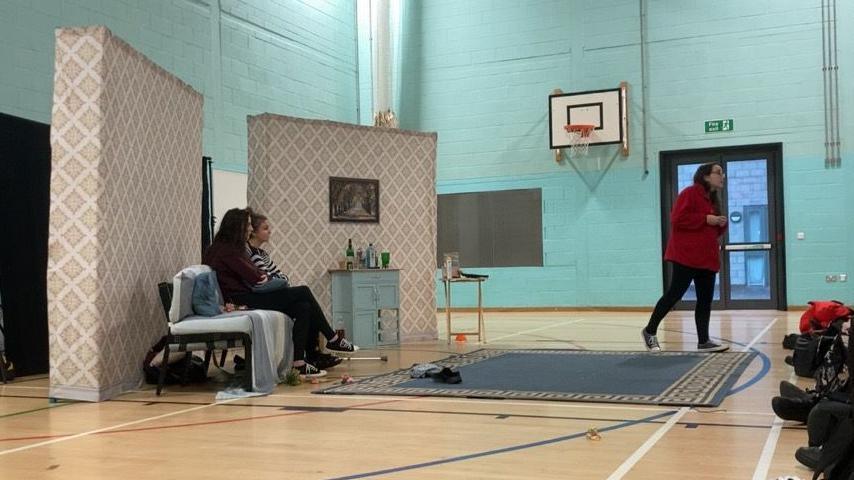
[204,208,358,378]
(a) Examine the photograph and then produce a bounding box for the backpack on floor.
[791,334,837,378]
[142,336,208,385]
[814,332,849,398]
[801,300,853,334]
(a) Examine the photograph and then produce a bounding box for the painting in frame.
[329,176,380,223]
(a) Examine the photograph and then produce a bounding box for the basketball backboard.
[548,84,628,155]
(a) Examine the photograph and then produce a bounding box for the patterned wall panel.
[247,115,437,341]
[49,26,203,401]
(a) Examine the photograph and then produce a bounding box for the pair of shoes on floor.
[641,328,661,352]
[326,336,359,353]
[697,341,729,352]
[307,352,342,370]
[795,445,821,470]
[295,362,327,378]
[427,367,461,384]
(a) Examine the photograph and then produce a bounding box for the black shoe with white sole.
[697,341,729,352]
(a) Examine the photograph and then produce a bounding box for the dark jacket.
[664,183,727,272]
[203,242,264,300]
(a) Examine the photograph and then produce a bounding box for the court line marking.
[751,370,798,480]
[605,407,690,480]
[742,317,778,352]
[486,318,586,343]
[0,397,243,456]
[326,410,679,480]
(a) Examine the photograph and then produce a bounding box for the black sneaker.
[795,446,821,470]
[641,328,661,352]
[326,336,359,353]
[295,362,327,378]
[308,353,343,370]
[697,341,729,352]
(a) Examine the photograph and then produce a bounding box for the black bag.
[142,336,208,386]
[783,333,800,350]
[143,354,208,385]
[792,334,836,378]
[814,333,849,397]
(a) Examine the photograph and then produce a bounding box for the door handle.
[724,243,772,251]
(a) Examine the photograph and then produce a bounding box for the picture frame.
[329,176,380,223]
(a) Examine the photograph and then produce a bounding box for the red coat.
[664,183,727,272]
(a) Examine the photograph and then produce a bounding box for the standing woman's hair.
[213,208,249,248]
[692,162,723,215]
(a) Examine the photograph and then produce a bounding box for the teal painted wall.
[0,0,358,172]
[402,0,853,307]
[2,1,851,308]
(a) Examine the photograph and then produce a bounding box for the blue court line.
[327,329,772,480]
[721,337,772,396]
[325,410,677,480]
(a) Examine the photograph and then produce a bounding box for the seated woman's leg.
[278,286,358,352]
[230,291,311,362]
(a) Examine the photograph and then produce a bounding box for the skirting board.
[49,379,140,402]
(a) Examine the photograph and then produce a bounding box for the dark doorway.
[0,113,51,375]
[659,143,786,310]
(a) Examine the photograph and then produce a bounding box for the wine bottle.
[345,238,355,270]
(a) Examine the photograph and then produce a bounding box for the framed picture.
[329,176,380,223]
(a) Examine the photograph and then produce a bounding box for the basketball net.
[564,124,594,156]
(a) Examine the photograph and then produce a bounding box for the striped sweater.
[246,244,289,286]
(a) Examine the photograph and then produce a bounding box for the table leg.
[444,278,451,344]
[477,280,484,343]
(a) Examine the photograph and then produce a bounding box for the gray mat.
[316,349,757,406]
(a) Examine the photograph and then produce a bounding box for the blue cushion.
[192,271,223,316]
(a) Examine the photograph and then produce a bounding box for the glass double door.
[661,144,786,310]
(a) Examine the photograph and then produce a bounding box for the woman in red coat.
[642,162,729,352]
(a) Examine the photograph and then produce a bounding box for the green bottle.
[345,238,355,270]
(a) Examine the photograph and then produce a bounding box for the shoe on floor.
[326,336,359,353]
[779,380,813,402]
[428,367,461,384]
[308,353,343,370]
[295,362,327,378]
[795,446,821,470]
[641,328,661,352]
[697,341,729,352]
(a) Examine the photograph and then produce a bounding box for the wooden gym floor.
[0,310,810,479]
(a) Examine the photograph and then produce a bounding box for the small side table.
[442,276,487,344]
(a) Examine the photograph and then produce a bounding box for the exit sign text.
[705,119,734,133]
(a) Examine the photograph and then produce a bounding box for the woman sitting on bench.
[203,208,358,378]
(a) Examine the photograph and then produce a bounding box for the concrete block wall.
[403,0,853,307]
[0,0,357,174]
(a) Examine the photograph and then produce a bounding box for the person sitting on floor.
[203,208,358,378]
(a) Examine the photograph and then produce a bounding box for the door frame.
[659,143,787,310]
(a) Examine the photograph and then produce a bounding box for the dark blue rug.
[316,349,757,406]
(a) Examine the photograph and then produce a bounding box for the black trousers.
[807,400,852,447]
[645,261,717,344]
[232,286,335,361]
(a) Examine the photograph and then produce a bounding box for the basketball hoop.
[564,124,594,156]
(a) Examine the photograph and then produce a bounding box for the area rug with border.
[315,349,757,406]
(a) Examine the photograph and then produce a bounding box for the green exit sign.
[705,119,734,133]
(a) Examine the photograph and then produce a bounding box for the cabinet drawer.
[352,270,399,285]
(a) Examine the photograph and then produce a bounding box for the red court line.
[0,397,407,444]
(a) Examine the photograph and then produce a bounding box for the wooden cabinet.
[330,269,400,347]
